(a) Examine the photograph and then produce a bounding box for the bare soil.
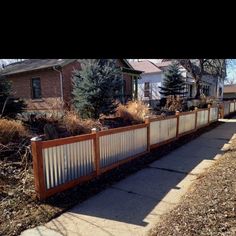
[149,133,236,235]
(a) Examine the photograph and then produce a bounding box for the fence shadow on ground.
[52,119,236,229]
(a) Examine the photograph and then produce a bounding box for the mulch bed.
[149,130,236,235]
[0,121,224,236]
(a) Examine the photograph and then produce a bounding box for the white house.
[129,60,163,107]
[130,59,225,107]
[130,60,192,107]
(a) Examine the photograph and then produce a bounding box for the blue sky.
[226,59,236,82]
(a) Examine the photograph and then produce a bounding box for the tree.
[159,62,186,97]
[0,75,26,118]
[176,59,227,99]
[72,59,123,119]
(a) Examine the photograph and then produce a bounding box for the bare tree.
[176,59,226,99]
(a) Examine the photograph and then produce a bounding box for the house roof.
[155,61,172,68]
[0,59,76,76]
[129,60,162,74]
[0,59,142,76]
[224,84,236,93]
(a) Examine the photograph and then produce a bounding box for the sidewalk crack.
[148,166,197,176]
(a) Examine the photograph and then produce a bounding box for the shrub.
[0,118,28,144]
[115,100,150,123]
[164,95,184,112]
[62,111,102,135]
[0,75,26,118]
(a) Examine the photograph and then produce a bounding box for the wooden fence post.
[175,111,180,138]
[92,128,100,176]
[208,104,211,124]
[234,99,236,112]
[221,103,225,118]
[145,116,151,152]
[31,136,46,200]
[195,107,198,130]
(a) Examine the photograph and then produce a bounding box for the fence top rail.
[98,123,148,137]
[197,108,209,112]
[150,115,177,122]
[179,111,196,116]
[41,132,96,149]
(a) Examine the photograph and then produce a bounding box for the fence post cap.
[208,104,211,108]
[144,116,150,124]
[31,136,42,142]
[194,107,198,111]
[175,110,180,115]
[91,127,99,133]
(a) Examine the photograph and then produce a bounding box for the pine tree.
[72,59,123,119]
[159,62,186,97]
[0,75,26,118]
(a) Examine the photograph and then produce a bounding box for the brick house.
[0,59,142,111]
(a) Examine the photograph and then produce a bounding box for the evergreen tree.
[72,59,123,119]
[0,75,26,118]
[159,62,186,97]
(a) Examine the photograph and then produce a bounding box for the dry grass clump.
[0,119,28,144]
[62,111,102,135]
[165,95,184,111]
[115,101,150,122]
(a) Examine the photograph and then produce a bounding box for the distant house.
[0,59,142,111]
[223,84,236,100]
[130,60,194,107]
[129,60,163,107]
[130,59,225,107]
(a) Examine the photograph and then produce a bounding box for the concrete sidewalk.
[21,118,236,236]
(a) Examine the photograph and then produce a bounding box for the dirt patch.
[149,131,236,235]
[0,121,223,236]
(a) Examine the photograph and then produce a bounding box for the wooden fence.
[31,103,233,200]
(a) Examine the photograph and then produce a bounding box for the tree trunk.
[195,76,201,99]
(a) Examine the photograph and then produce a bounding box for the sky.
[226,59,236,83]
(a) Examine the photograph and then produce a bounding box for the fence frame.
[31,101,236,200]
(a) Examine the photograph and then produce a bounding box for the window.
[189,84,193,97]
[202,85,210,96]
[144,82,150,98]
[32,78,41,99]
[219,87,222,96]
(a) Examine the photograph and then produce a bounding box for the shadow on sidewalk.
[54,119,236,229]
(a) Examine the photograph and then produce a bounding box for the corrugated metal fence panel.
[99,127,147,168]
[42,139,94,190]
[224,103,230,115]
[179,113,196,134]
[210,107,218,122]
[150,118,177,145]
[230,103,235,113]
[197,110,209,128]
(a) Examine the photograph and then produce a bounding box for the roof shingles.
[129,60,162,74]
[0,59,76,76]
